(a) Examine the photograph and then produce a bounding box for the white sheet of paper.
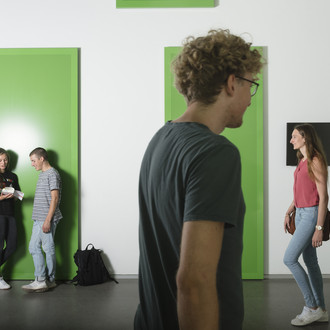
[14,190,24,201]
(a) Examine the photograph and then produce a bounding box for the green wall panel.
[117,0,214,8]
[0,48,79,280]
[165,47,264,279]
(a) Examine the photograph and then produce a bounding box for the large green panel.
[116,0,214,8]
[0,48,79,280]
[165,47,264,279]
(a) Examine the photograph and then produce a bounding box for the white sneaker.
[291,306,324,326]
[0,277,11,290]
[22,280,48,293]
[316,310,329,322]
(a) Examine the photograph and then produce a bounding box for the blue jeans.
[29,220,58,282]
[284,206,325,309]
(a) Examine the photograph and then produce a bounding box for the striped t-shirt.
[32,167,63,222]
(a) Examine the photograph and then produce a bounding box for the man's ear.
[225,74,236,97]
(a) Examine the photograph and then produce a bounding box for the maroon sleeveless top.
[294,159,319,208]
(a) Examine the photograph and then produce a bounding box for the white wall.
[1,0,329,276]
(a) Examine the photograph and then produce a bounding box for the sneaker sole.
[0,286,11,290]
[22,287,49,293]
[291,315,325,326]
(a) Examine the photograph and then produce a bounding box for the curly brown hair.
[172,29,263,105]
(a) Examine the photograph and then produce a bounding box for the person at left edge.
[22,147,62,293]
[0,148,21,290]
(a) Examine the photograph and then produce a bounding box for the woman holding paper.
[0,148,21,289]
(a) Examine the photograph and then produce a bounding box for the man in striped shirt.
[22,147,62,293]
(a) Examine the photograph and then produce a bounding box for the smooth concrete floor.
[0,278,330,330]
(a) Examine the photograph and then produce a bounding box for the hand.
[312,230,323,248]
[284,214,290,233]
[0,193,14,200]
[42,220,51,233]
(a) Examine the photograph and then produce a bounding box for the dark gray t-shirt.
[135,122,245,330]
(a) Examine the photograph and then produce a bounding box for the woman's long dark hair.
[0,148,9,188]
[294,124,328,182]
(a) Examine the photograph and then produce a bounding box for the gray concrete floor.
[0,278,329,329]
[243,278,330,330]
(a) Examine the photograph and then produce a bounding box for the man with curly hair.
[135,29,263,330]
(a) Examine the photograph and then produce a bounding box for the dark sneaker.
[47,280,57,289]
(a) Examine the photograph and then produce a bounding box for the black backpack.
[72,243,118,286]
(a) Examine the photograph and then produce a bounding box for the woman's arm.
[284,200,295,232]
[312,157,329,247]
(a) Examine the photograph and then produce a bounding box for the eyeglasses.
[236,76,259,97]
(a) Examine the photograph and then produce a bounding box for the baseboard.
[112,274,330,280]
[114,274,138,280]
[264,274,330,279]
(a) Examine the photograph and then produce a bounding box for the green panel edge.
[117,0,214,8]
[164,47,264,280]
[243,54,264,279]
[256,57,264,280]
[165,47,181,122]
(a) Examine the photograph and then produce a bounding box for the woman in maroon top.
[284,124,329,326]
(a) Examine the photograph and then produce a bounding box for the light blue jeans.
[283,206,325,309]
[29,220,58,282]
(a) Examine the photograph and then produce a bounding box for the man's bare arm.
[176,220,224,330]
[42,189,59,233]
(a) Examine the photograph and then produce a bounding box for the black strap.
[85,243,94,250]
